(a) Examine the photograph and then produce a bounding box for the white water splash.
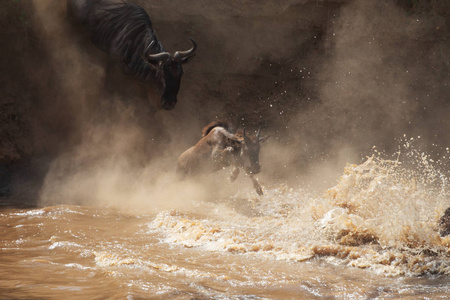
[149,138,450,276]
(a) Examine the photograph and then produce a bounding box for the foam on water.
[3,140,450,298]
[149,137,450,276]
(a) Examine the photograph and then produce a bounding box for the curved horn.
[146,51,171,63]
[144,41,171,62]
[174,37,197,62]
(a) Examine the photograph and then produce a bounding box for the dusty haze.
[1,0,449,210]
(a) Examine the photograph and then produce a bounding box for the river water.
[1,143,450,299]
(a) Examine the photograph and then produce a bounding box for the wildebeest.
[177,121,269,195]
[67,0,197,110]
[439,207,450,237]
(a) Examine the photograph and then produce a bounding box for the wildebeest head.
[144,38,197,110]
[239,128,270,175]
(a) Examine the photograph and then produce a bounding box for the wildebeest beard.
[68,0,196,110]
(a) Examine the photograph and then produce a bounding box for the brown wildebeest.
[177,121,269,195]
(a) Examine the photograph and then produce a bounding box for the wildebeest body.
[177,126,240,176]
[67,0,196,110]
[177,121,269,195]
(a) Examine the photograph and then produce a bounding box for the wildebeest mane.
[88,1,164,81]
[202,121,233,137]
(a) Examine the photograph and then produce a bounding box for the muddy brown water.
[2,154,450,299]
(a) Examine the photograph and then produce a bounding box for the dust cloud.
[261,0,450,190]
[31,0,256,212]
[26,0,449,211]
[30,0,210,212]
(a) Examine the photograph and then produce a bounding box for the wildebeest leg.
[212,147,234,168]
[250,175,263,196]
[230,167,240,182]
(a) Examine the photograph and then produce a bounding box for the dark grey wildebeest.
[177,121,270,195]
[67,0,197,110]
[439,207,450,237]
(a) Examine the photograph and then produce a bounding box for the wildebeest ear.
[259,135,270,143]
[243,128,251,143]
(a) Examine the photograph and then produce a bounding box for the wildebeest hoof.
[256,187,263,196]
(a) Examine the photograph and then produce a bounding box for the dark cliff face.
[1,0,449,204]
[0,0,352,162]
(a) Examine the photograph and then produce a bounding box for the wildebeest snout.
[162,98,176,110]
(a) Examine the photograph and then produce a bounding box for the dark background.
[1,0,449,206]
